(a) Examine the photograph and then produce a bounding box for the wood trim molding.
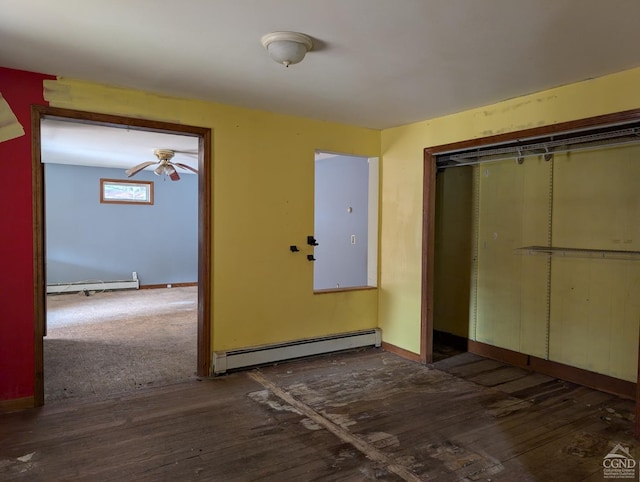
[0,396,35,412]
[31,105,213,402]
[420,149,436,364]
[33,106,213,136]
[468,340,636,400]
[313,286,377,294]
[197,128,212,377]
[529,357,635,401]
[31,106,45,407]
[381,341,423,364]
[424,108,640,157]
[637,330,640,437]
[467,340,529,369]
[100,178,154,205]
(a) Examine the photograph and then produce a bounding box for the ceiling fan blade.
[125,161,157,177]
[169,169,181,181]
[173,162,199,174]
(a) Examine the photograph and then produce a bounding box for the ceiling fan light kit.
[261,31,313,67]
[125,148,198,182]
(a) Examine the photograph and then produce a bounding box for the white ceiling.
[1,1,639,130]
[41,118,199,172]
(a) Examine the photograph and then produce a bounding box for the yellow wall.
[43,66,640,379]
[44,78,380,354]
[380,67,640,355]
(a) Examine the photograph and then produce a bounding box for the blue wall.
[45,163,197,285]
[314,155,369,289]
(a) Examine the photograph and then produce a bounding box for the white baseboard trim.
[46,279,139,294]
[213,328,382,374]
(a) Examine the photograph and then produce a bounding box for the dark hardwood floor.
[1,349,637,481]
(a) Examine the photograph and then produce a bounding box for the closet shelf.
[516,246,640,261]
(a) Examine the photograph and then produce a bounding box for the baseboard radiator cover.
[46,279,140,294]
[213,328,382,375]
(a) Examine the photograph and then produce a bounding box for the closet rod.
[439,136,640,169]
[438,126,640,168]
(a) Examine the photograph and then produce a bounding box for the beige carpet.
[44,286,197,403]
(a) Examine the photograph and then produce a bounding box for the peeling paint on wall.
[0,93,24,143]
[43,78,183,124]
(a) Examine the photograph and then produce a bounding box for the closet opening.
[423,110,640,424]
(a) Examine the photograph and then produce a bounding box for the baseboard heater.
[46,279,140,294]
[213,328,382,375]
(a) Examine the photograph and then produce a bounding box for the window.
[100,178,154,205]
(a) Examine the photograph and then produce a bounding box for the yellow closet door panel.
[549,259,640,381]
[553,146,640,251]
[476,158,549,353]
[519,256,549,358]
[549,145,640,381]
[607,263,640,381]
[476,161,523,349]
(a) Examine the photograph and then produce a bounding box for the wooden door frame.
[421,108,640,436]
[32,106,212,406]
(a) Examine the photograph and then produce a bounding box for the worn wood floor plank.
[444,358,507,378]
[466,366,530,387]
[492,371,555,394]
[260,350,638,481]
[431,351,485,371]
[1,348,637,481]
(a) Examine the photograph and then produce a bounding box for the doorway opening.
[32,106,212,406]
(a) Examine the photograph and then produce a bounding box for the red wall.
[0,67,53,401]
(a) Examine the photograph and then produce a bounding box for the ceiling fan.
[125,148,198,181]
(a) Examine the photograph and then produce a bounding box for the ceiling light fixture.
[261,31,313,67]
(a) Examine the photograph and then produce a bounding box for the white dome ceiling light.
[261,31,313,67]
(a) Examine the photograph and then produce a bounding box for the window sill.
[313,286,377,295]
